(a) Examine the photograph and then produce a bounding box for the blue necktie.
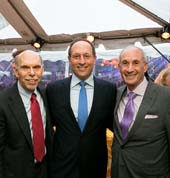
[120,92,136,140]
[78,81,88,131]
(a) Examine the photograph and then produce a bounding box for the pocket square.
[144,114,159,119]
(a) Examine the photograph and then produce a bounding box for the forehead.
[121,48,144,61]
[18,51,41,64]
[71,41,93,53]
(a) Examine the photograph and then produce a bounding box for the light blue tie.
[78,81,88,131]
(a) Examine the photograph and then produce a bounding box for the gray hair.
[13,49,43,66]
[119,45,147,63]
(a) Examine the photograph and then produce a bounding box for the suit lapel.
[115,82,157,143]
[127,82,157,140]
[114,86,126,142]
[62,77,81,130]
[8,84,33,150]
[39,87,53,153]
[82,77,104,133]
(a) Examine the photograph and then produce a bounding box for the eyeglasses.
[70,54,93,60]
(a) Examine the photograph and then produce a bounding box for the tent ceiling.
[0,0,169,52]
[120,0,170,26]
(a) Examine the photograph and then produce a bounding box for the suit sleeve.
[107,83,117,131]
[0,104,6,178]
[165,100,170,162]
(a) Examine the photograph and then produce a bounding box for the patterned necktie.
[30,93,45,162]
[78,81,88,132]
[120,92,136,140]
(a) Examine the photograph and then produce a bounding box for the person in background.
[155,67,170,86]
[111,45,170,178]
[0,50,53,178]
[46,39,117,178]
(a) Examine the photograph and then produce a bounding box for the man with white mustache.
[0,50,53,178]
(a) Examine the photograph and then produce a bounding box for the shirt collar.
[17,81,38,98]
[127,77,148,96]
[71,73,94,88]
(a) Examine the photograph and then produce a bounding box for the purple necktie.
[120,92,136,140]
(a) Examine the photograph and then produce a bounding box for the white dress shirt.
[17,82,46,139]
[70,74,94,121]
[117,77,148,130]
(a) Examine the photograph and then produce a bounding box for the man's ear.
[12,64,19,78]
[68,56,71,62]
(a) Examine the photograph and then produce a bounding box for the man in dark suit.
[111,45,170,178]
[46,39,117,178]
[0,50,53,178]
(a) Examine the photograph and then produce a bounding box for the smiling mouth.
[78,65,87,68]
[78,66,87,71]
[126,75,134,78]
[26,79,38,83]
[125,73,136,77]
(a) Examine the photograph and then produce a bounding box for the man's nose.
[29,68,35,75]
[127,63,134,71]
[79,56,86,63]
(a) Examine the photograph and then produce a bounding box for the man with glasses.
[47,39,117,178]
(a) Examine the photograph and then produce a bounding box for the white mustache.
[25,78,38,81]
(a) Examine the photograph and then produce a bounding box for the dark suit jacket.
[112,81,170,178]
[46,76,117,178]
[0,83,53,178]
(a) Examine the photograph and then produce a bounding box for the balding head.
[119,45,147,64]
[14,50,43,66]
[12,50,44,92]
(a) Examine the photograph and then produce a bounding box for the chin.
[77,74,87,80]
[27,86,37,92]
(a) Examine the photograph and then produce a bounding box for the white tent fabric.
[0,0,169,51]
[23,0,160,34]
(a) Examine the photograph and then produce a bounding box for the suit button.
[120,145,124,149]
